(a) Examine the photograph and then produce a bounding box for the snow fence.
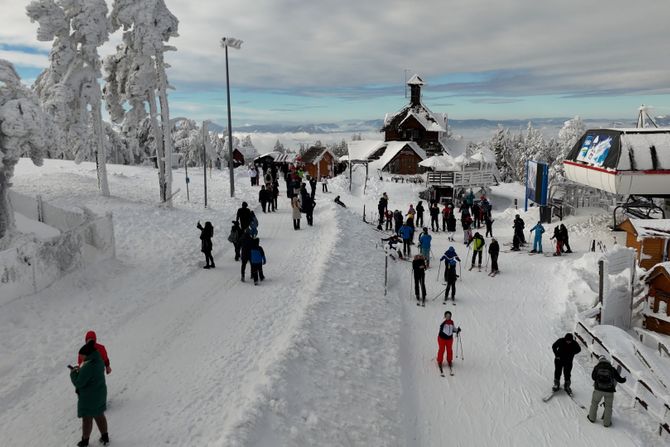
[0,190,115,305]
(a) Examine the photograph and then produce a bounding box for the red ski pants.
[437,337,454,366]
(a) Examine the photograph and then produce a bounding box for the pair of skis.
[542,389,586,410]
[438,364,454,377]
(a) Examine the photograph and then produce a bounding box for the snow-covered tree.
[0,60,46,243]
[104,0,179,204]
[552,116,585,181]
[273,139,286,154]
[26,0,111,196]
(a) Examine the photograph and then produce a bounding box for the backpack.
[595,365,614,389]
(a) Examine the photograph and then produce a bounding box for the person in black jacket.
[258,185,270,213]
[488,237,500,274]
[415,201,425,227]
[196,221,214,269]
[412,254,427,306]
[300,184,315,226]
[228,221,242,261]
[513,215,526,245]
[429,202,440,232]
[309,176,317,200]
[559,224,572,253]
[587,355,626,427]
[552,333,581,394]
[236,202,252,230]
[239,229,255,282]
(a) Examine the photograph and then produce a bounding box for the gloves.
[456,327,462,334]
[621,377,627,383]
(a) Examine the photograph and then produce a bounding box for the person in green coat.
[70,341,109,446]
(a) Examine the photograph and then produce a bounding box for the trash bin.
[539,205,552,223]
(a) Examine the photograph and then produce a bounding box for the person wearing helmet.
[588,355,626,427]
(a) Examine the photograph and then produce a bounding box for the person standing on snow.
[488,237,500,275]
[587,355,626,427]
[530,221,545,253]
[471,202,481,228]
[309,176,317,200]
[291,195,302,230]
[551,333,581,394]
[321,175,328,193]
[70,340,110,446]
[77,331,111,375]
[550,225,563,256]
[513,214,526,245]
[258,185,270,213]
[440,247,460,303]
[412,253,427,305]
[228,221,243,261]
[249,238,267,285]
[394,210,403,235]
[461,213,473,244]
[418,227,432,267]
[468,232,485,270]
[429,202,440,232]
[484,213,494,238]
[385,209,393,231]
[399,221,413,258]
[559,224,572,253]
[196,221,215,269]
[446,211,457,242]
[378,196,387,229]
[441,204,451,232]
[415,201,425,227]
[437,311,461,374]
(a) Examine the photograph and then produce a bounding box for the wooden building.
[299,147,335,179]
[618,218,670,269]
[371,141,426,175]
[642,263,670,336]
[381,75,449,157]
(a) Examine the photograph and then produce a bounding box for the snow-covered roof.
[617,131,670,171]
[419,154,459,170]
[399,110,446,133]
[370,141,426,171]
[348,140,386,162]
[627,219,670,238]
[407,74,425,86]
[645,262,670,282]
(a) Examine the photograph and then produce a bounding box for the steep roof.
[407,74,425,86]
[300,146,330,164]
[382,103,448,133]
[370,141,426,171]
[348,140,386,162]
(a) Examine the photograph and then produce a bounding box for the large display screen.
[576,133,613,167]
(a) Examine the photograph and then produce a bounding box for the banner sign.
[576,133,613,167]
[525,160,548,210]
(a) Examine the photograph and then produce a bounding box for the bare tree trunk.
[156,52,173,207]
[148,90,166,202]
[0,170,15,243]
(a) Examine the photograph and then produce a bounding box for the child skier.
[530,221,545,253]
[437,310,461,375]
[440,247,460,303]
[196,221,215,269]
[418,227,432,267]
[412,254,427,306]
[249,238,266,285]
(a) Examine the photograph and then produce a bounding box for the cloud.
[469,98,522,105]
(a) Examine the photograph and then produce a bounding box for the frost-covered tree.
[273,139,286,154]
[26,0,111,196]
[0,60,46,243]
[104,0,178,204]
[489,125,514,182]
[552,116,585,181]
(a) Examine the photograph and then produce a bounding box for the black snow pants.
[414,271,426,301]
[554,359,574,386]
[444,281,456,301]
[490,253,499,272]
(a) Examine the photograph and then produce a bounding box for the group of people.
[511,214,572,256]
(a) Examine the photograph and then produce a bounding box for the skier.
[484,213,494,238]
[70,340,110,446]
[550,226,563,256]
[291,195,302,230]
[440,247,460,303]
[258,185,270,213]
[394,210,403,235]
[488,237,500,275]
[529,221,545,253]
[418,227,432,268]
[511,233,521,251]
[415,201,425,227]
[587,355,627,427]
[437,310,461,374]
[249,238,266,285]
[236,202,252,230]
[513,214,526,245]
[77,331,111,375]
[429,202,440,232]
[196,221,215,269]
[239,229,255,282]
[468,232,485,270]
[412,253,427,306]
[446,211,457,242]
[399,221,413,258]
[334,195,346,208]
[559,224,572,253]
[551,333,581,394]
[228,221,243,261]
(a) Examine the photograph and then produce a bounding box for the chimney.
[407,74,425,107]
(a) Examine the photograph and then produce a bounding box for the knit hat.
[79,340,96,356]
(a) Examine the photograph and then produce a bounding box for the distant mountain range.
[208,116,669,135]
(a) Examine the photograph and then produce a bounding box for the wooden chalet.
[299,147,335,179]
[642,263,670,336]
[619,218,670,269]
[381,75,449,157]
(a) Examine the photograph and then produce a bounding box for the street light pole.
[221,37,243,198]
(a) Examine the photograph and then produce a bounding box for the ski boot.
[552,381,560,392]
[564,383,572,395]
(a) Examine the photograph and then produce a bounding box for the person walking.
[429,202,440,232]
[250,238,266,285]
[394,210,404,236]
[302,193,315,226]
[468,232,485,270]
[70,340,109,446]
[259,185,270,213]
[436,311,461,375]
[484,213,494,238]
[77,331,111,375]
[415,201,425,227]
[418,227,432,268]
[321,175,328,193]
[196,221,215,269]
[248,165,258,186]
[587,355,627,427]
[488,237,500,275]
[530,221,545,253]
[446,212,457,242]
[440,247,460,303]
[309,176,317,200]
[292,195,302,230]
[412,253,427,306]
[228,221,243,261]
[559,224,572,253]
[272,179,280,210]
[236,202,252,231]
[551,333,581,394]
[441,204,452,232]
[399,221,413,258]
[239,229,255,282]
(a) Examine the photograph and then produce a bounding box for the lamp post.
[221,37,243,198]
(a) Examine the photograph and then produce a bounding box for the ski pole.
[436,260,442,282]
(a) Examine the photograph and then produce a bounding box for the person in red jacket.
[77,331,111,375]
[437,311,461,374]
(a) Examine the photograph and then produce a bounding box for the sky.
[2,0,670,126]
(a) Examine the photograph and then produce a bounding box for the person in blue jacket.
[529,221,545,253]
[418,227,432,268]
[399,222,413,258]
[250,238,266,285]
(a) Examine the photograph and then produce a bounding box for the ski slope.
[0,159,665,446]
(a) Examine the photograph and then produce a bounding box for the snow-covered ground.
[0,159,666,446]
